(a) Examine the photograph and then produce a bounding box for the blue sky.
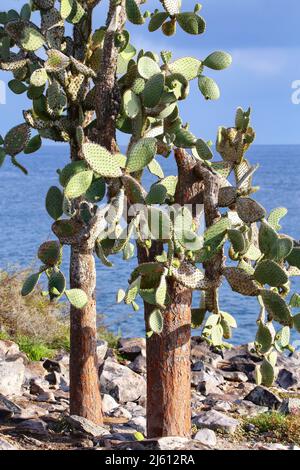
[1,0,300,144]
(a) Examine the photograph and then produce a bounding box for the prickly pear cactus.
[1,1,299,391]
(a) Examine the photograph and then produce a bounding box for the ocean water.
[0,144,299,344]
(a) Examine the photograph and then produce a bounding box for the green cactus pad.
[45,49,70,72]
[168,57,202,81]
[38,241,61,266]
[224,267,260,296]
[142,73,165,108]
[171,261,209,290]
[131,77,146,95]
[125,276,141,304]
[254,260,288,287]
[125,137,157,173]
[228,229,247,253]
[236,197,266,224]
[123,90,141,119]
[4,123,31,156]
[275,326,290,351]
[65,170,93,199]
[174,128,197,148]
[21,272,41,296]
[65,288,88,309]
[261,290,293,327]
[20,26,45,51]
[149,309,164,334]
[286,247,300,269]
[211,161,232,178]
[258,220,278,257]
[46,186,63,220]
[148,12,168,32]
[145,183,167,205]
[148,159,164,179]
[203,51,232,70]
[177,13,206,35]
[268,207,288,231]
[82,143,123,178]
[138,56,161,79]
[85,178,106,203]
[48,269,66,297]
[122,175,146,204]
[198,75,220,100]
[293,313,300,333]
[255,321,274,354]
[125,0,145,25]
[30,68,48,87]
[194,138,213,160]
[260,358,276,387]
[159,175,178,197]
[155,275,167,308]
[59,161,87,187]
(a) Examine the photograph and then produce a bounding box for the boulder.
[0,340,20,359]
[102,394,119,414]
[66,415,110,438]
[193,410,239,434]
[244,386,282,409]
[100,359,146,403]
[220,371,248,383]
[194,428,217,447]
[0,436,18,450]
[129,354,146,374]
[277,368,299,390]
[0,358,25,396]
[192,371,221,396]
[118,338,146,360]
[16,418,48,436]
[278,398,300,415]
[127,416,146,434]
[97,340,108,363]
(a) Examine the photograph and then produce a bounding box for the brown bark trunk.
[69,247,103,424]
[145,280,192,438]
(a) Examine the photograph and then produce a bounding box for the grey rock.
[214,401,233,412]
[35,391,56,402]
[277,368,299,390]
[220,371,248,383]
[0,393,22,414]
[193,410,239,434]
[254,443,300,451]
[100,359,146,403]
[127,416,146,434]
[0,437,18,450]
[118,337,146,360]
[192,371,221,396]
[278,398,300,415]
[192,361,205,371]
[16,418,48,436]
[24,361,46,385]
[0,358,25,396]
[129,354,146,374]
[102,394,119,414]
[234,399,268,417]
[29,377,50,395]
[194,428,217,447]
[112,406,132,420]
[244,386,282,409]
[66,415,110,438]
[124,402,146,418]
[0,340,20,359]
[97,340,108,362]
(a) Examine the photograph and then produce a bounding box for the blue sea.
[0,145,299,344]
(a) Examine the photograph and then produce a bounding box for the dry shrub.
[0,268,69,348]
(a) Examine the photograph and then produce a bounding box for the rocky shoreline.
[1,337,300,451]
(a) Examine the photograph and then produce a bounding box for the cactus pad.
[261,290,293,327]
[149,309,164,334]
[138,56,161,79]
[168,57,202,81]
[123,90,141,118]
[65,288,88,309]
[21,272,41,296]
[82,143,123,178]
[286,247,300,269]
[65,170,93,199]
[198,75,220,100]
[142,73,165,108]
[236,197,266,224]
[4,124,31,156]
[203,51,232,70]
[268,207,288,231]
[21,26,45,51]
[126,137,157,172]
[254,260,288,287]
[38,241,61,266]
[125,0,145,25]
[171,261,211,289]
[224,267,260,296]
[46,186,63,220]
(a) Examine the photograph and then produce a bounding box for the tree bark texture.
[69,246,103,424]
[139,149,204,438]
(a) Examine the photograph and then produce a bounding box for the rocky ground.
[1,336,300,451]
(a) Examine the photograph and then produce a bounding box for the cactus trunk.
[144,281,192,438]
[69,246,103,424]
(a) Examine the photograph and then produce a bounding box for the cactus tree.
[1,0,299,437]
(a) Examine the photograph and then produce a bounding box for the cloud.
[229,47,299,76]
